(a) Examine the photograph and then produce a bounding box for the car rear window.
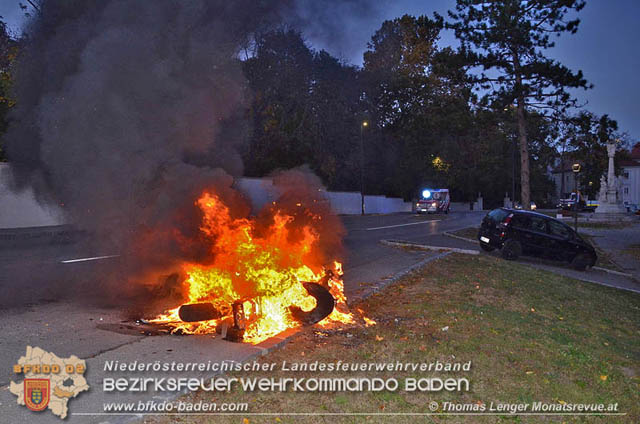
[487,208,510,222]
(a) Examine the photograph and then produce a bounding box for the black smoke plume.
[1,0,367,308]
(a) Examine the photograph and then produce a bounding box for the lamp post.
[572,163,581,233]
[360,120,368,215]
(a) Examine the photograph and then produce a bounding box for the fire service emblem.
[24,379,50,412]
[11,346,89,419]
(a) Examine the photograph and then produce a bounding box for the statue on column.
[595,139,626,214]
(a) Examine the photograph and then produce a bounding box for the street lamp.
[572,163,581,233]
[360,120,368,215]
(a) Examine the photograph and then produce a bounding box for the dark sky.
[304,0,640,142]
[1,0,638,140]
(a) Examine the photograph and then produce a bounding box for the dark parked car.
[478,208,597,271]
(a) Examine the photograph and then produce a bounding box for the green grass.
[143,255,640,424]
[449,227,478,240]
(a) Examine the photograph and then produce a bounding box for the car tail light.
[498,214,513,238]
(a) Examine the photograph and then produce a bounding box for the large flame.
[151,191,356,344]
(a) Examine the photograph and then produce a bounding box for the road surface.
[6,210,636,423]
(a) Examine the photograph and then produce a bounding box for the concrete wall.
[233,179,412,215]
[0,169,413,229]
[0,164,66,229]
[321,192,409,215]
[233,178,412,215]
[233,177,280,212]
[449,201,470,212]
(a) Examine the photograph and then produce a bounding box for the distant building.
[550,157,580,201]
[620,143,640,206]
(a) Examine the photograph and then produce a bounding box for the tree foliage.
[0,18,17,161]
[2,6,618,207]
[363,15,473,199]
[560,112,619,198]
[446,0,591,208]
[242,28,364,190]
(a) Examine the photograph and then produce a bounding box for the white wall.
[233,178,412,215]
[0,163,66,229]
[0,170,413,229]
[233,177,280,212]
[449,202,470,212]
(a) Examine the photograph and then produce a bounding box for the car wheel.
[571,253,593,271]
[501,239,521,260]
[480,242,494,252]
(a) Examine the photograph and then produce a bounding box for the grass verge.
[449,227,478,240]
[142,254,640,424]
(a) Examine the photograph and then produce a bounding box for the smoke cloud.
[2,0,359,308]
[285,0,388,61]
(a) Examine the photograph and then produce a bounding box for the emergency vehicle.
[416,189,450,214]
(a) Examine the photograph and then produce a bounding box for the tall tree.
[242,29,364,190]
[447,0,591,209]
[0,18,17,161]
[242,28,315,175]
[363,15,471,199]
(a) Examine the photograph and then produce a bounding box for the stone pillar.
[595,141,626,214]
[606,142,616,192]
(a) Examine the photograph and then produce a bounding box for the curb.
[348,251,453,305]
[114,251,455,424]
[381,239,479,255]
[592,266,634,278]
[443,231,637,280]
[442,230,476,244]
[259,250,455,348]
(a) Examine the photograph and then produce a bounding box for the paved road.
[0,211,484,423]
[6,210,637,423]
[580,224,640,280]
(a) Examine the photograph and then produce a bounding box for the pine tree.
[446,0,591,209]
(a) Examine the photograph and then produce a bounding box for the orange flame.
[151,191,358,344]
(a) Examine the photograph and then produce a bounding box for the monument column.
[595,140,626,214]
[606,142,616,197]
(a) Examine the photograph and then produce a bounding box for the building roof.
[620,159,640,167]
[620,143,640,167]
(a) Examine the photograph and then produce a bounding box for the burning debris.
[2,0,377,340]
[148,186,366,344]
[289,282,335,326]
[178,303,223,322]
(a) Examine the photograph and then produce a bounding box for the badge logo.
[24,378,50,412]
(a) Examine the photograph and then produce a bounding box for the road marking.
[60,255,120,264]
[366,220,440,231]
